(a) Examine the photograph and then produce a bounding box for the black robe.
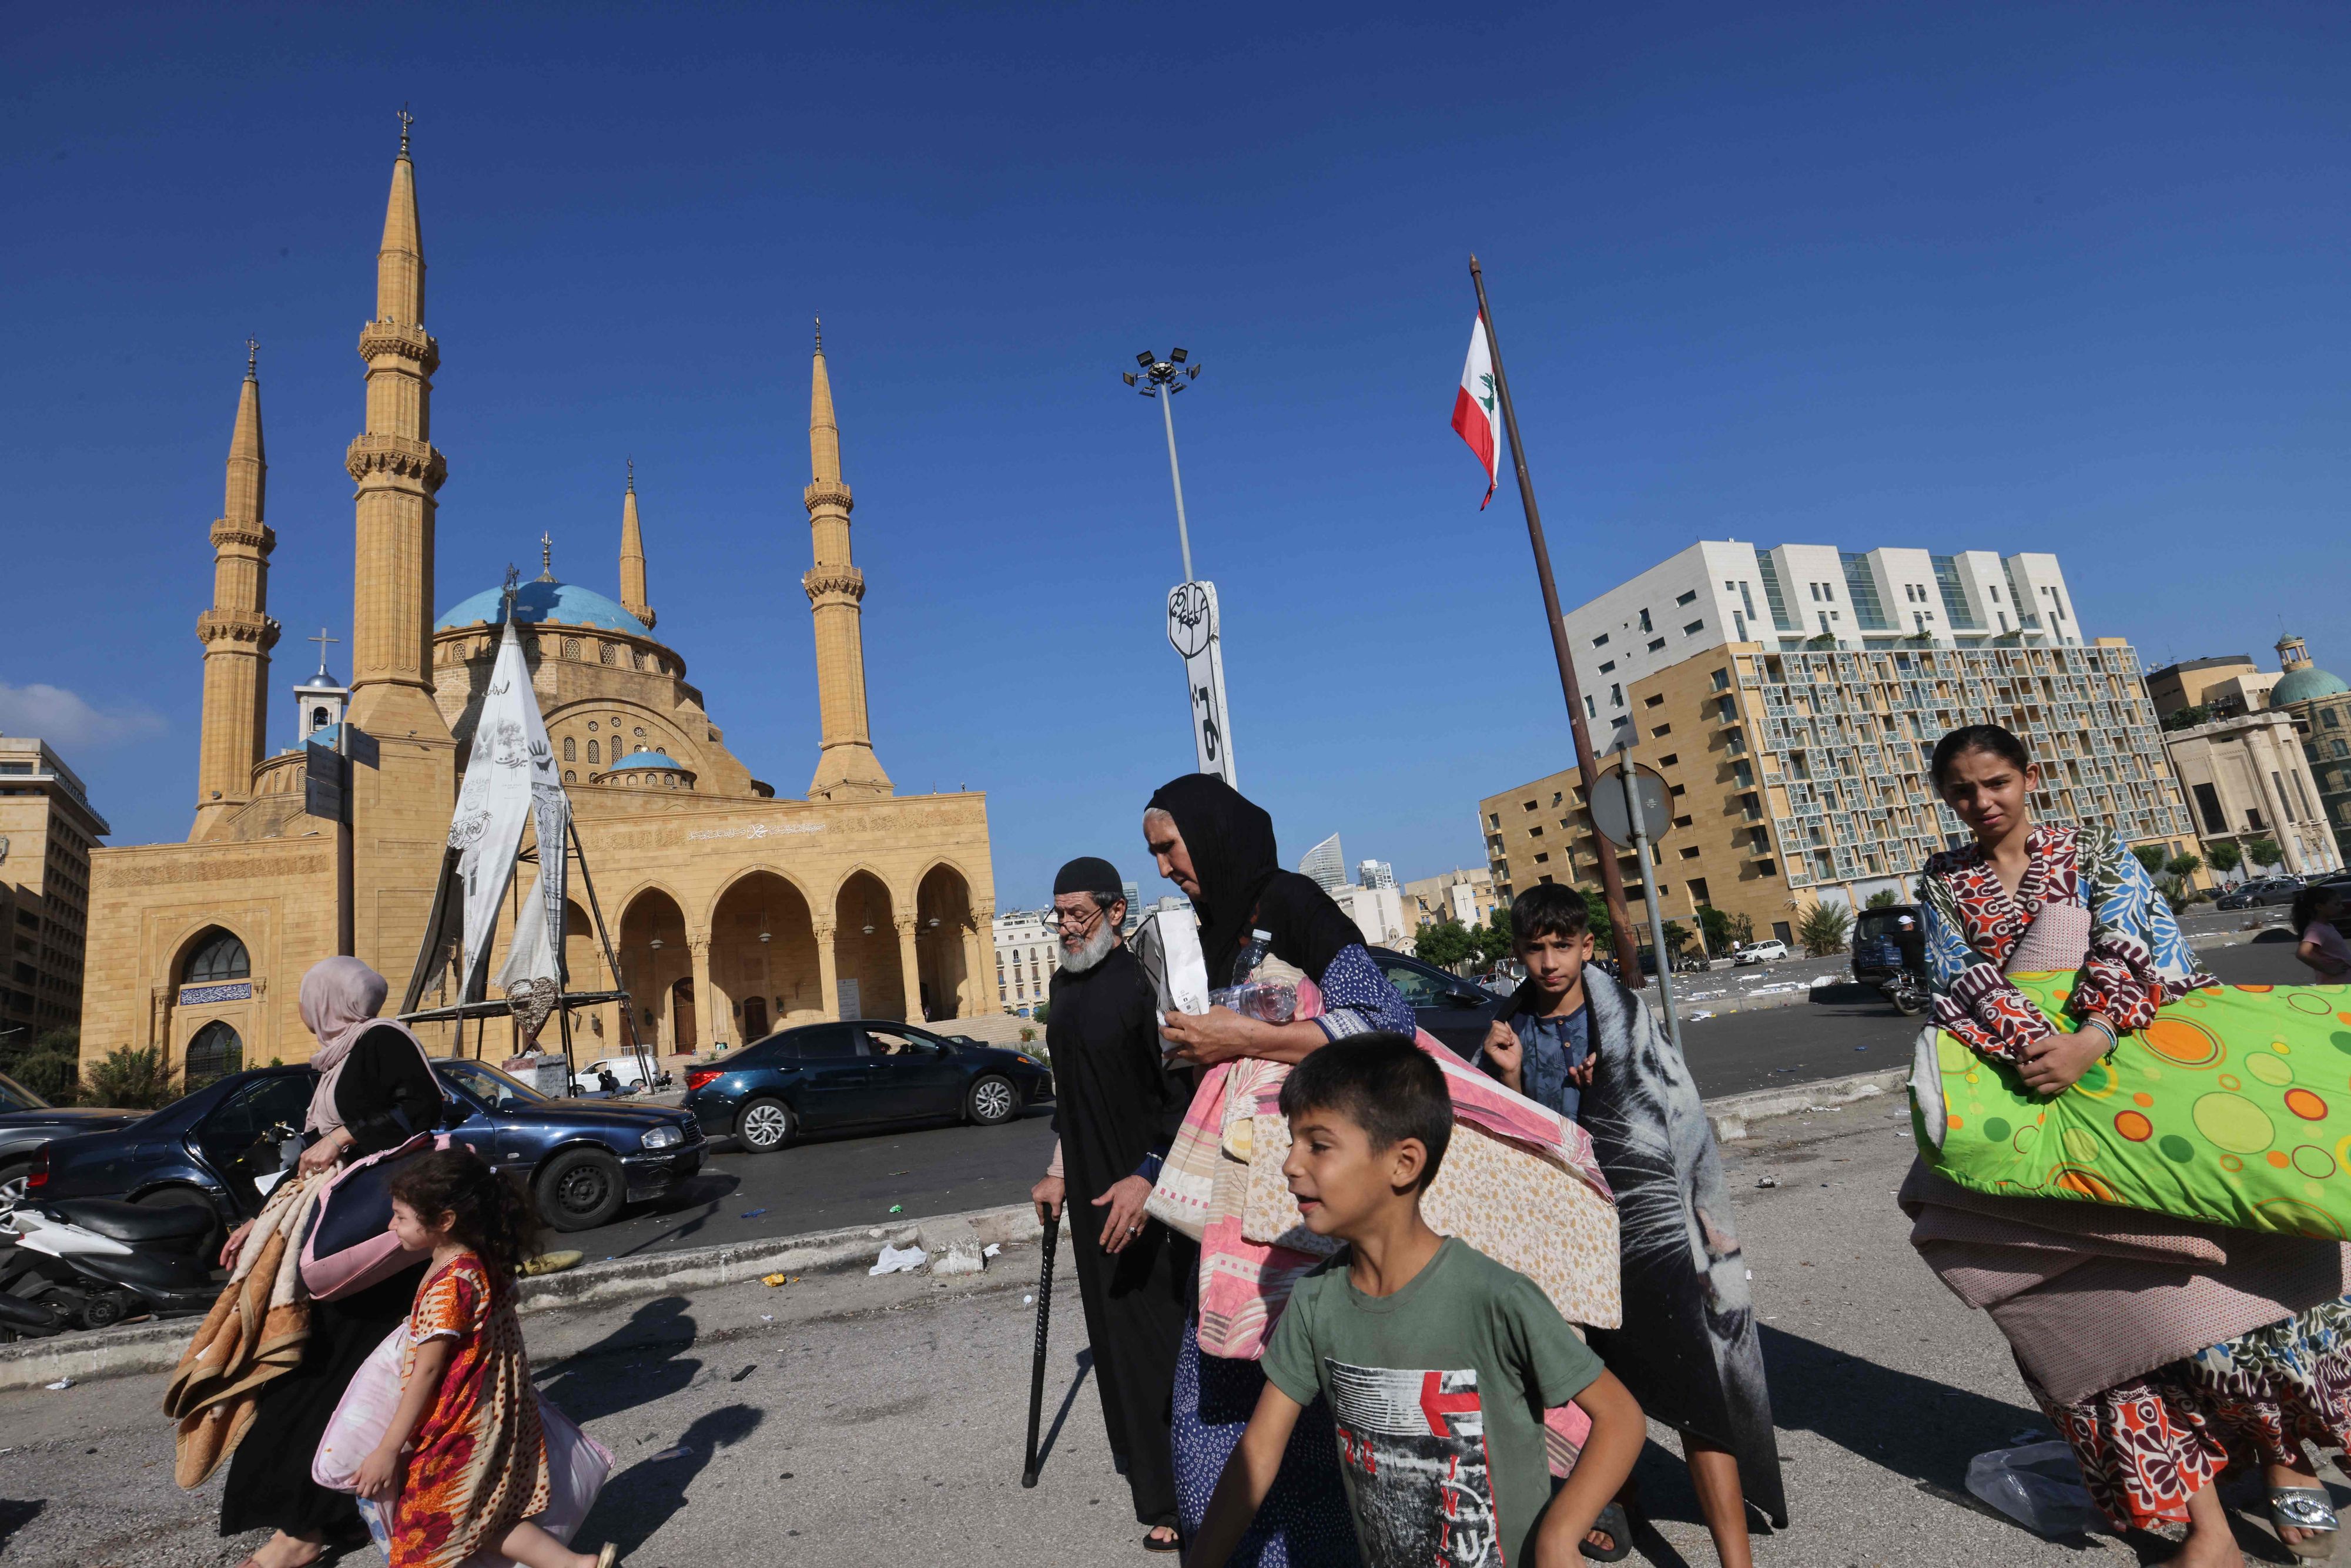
[1047,945,1198,1529]
[219,1024,443,1543]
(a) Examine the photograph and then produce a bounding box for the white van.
[570,1056,654,1095]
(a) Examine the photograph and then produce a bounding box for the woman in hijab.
[218,957,445,1568]
[1143,774,1415,1566]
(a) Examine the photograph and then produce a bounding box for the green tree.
[2132,845,2170,876]
[2161,704,2212,732]
[1660,920,1693,963]
[1796,902,1854,957]
[1694,904,1734,958]
[1473,907,1517,968]
[1573,889,1613,955]
[2165,852,2203,882]
[84,1046,176,1110]
[0,1025,80,1105]
[1865,889,1900,909]
[2248,839,2285,870]
[2206,840,2243,879]
[1414,919,1479,971]
[1030,1002,1048,1027]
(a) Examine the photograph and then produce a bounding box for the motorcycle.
[1,1197,222,1337]
[1881,967,1931,1017]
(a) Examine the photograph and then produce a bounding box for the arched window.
[562,736,575,761]
[561,636,581,659]
[587,740,600,765]
[600,643,617,666]
[185,1020,243,1088]
[183,929,250,984]
[310,706,330,728]
[563,770,575,783]
[631,650,645,671]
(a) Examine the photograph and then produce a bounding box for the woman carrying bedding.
[1912,723,2351,1564]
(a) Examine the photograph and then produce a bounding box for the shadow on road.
[607,1171,745,1258]
[1759,1324,2042,1495]
[538,1295,702,1423]
[0,1499,42,1553]
[581,1402,764,1562]
[1030,1348,1094,1480]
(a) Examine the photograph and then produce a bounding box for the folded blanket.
[165,1168,331,1487]
[1899,1159,2351,1403]
[1914,974,2351,1240]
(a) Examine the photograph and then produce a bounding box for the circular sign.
[1587,764,1673,846]
[1167,582,1214,658]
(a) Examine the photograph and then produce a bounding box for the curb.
[1704,1066,1913,1144]
[0,1201,1061,1392]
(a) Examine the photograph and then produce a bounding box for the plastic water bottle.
[1236,929,1272,984]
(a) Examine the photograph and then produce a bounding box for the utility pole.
[1124,349,1236,786]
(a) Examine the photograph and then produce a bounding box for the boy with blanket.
[1187,1036,1643,1568]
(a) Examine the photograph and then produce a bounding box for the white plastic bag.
[1965,1440,2109,1537]
[349,1392,614,1566]
[314,1326,408,1492]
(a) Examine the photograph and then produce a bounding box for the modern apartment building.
[1297,834,1345,893]
[1479,542,2195,946]
[992,909,1060,1017]
[0,735,110,1040]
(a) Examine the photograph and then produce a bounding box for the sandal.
[2272,1487,2340,1561]
[1582,1501,1633,1562]
[1143,1525,1181,1553]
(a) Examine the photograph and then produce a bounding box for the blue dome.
[436,579,649,635]
[2273,666,2350,705]
[606,750,684,771]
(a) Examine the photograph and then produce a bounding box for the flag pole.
[1469,255,1645,988]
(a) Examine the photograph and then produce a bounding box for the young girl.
[2293,883,2351,982]
[354,1150,616,1568]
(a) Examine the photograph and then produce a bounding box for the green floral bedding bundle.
[1914,973,2351,1239]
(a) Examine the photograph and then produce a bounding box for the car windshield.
[438,1060,548,1111]
[0,1071,48,1113]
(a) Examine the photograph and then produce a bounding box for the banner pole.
[1468,255,1645,987]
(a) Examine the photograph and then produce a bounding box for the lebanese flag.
[1451,312,1501,508]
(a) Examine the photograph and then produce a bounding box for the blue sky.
[8,2,2349,909]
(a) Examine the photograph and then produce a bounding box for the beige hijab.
[297,957,434,1135]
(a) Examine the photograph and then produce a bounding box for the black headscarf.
[1147,773,1361,989]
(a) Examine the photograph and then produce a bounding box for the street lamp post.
[1124,349,1202,581]
[1121,348,1234,786]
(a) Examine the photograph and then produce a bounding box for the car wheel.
[967,1074,1018,1127]
[534,1148,625,1232]
[0,1160,29,1231]
[735,1097,797,1153]
[136,1185,223,1258]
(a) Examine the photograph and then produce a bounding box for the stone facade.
[2163,711,2341,879]
[80,133,994,1085]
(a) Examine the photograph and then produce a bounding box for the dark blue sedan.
[29,1058,704,1239]
[684,1019,1054,1152]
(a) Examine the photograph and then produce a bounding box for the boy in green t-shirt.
[1185,1034,1643,1568]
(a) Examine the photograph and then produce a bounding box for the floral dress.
[391,1252,551,1568]
[1921,821,2351,1530]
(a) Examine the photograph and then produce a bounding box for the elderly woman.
[218,957,444,1568]
[1908,725,2351,1566]
[1143,775,1415,1566]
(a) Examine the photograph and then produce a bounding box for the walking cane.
[1020,1205,1060,1487]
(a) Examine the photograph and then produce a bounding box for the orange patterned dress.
[391,1252,551,1568]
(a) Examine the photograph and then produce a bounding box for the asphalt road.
[15,1091,2335,1566]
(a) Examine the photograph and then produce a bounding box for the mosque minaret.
[803,321,893,802]
[191,345,279,840]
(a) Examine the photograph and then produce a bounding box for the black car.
[684,1019,1054,1152]
[1851,904,1925,984]
[1366,947,1505,1056]
[0,1071,139,1228]
[28,1058,705,1241]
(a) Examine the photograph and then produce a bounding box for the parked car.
[683,1020,1054,1152]
[1734,939,1790,966]
[1367,948,1505,1056]
[2216,876,2306,910]
[27,1058,705,1243]
[0,1072,140,1229]
[568,1054,666,1097]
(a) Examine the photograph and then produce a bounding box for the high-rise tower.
[803,323,892,800]
[619,461,654,629]
[344,114,457,974]
[190,344,280,840]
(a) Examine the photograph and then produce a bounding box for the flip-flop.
[2273,1487,2340,1561]
[1143,1526,1181,1553]
[1583,1501,1633,1562]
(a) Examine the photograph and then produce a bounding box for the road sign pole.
[1619,746,1683,1054]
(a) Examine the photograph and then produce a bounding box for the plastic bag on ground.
[1965,1440,2109,1537]
[868,1243,927,1276]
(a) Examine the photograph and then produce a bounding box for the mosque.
[81,129,996,1084]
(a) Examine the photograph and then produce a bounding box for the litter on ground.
[982,1243,1002,1258]
[648,1444,692,1462]
[869,1242,928,1276]
[741,1208,768,1219]
[888,1204,904,1214]
[1754,1177,1779,1189]
[45,1378,73,1391]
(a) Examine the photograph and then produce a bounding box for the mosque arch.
[832,870,905,1021]
[176,925,252,986]
[617,887,692,1054]
[710,870,821,1037]
[184,1019,244,1089]
[913,863,977,1021]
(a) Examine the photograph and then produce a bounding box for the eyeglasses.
[1044,903,1107,932]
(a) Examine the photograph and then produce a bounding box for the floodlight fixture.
[1136,350,1156,367]
[1123,371,1138,386]
[1170,347,1188,363]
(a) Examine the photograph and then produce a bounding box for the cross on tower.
[307,626,339,679]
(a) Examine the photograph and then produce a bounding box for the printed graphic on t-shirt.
[1324,1358,1499,1566]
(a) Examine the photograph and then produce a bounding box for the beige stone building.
[81,132,995,1087]
[2269,635,2351,866]
[1401,867,1498,932]
[2162,708,2340,879]
[1478,541,2195,950]
[0,736,110,1043]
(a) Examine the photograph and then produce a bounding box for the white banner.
[1166,580,1237,788]
[448,619,569,1001]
